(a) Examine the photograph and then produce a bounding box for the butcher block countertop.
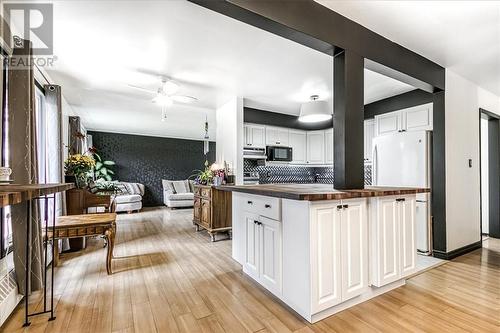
[219,184,430,201]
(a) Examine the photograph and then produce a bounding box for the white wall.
[215,97,244,184]
[445,69,500,251]
[480,117,489,235]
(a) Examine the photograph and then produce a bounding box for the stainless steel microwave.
[266,146,292,162]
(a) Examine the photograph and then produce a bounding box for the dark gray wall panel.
[89,131,215,207]
[364,89,433,119]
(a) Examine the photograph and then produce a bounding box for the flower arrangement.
[192,161,227,186]
[64,154,95,188]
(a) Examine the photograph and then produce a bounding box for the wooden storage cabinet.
[193,185,232,241]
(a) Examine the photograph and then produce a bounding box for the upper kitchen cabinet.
[375,103,433,136]
[364,120,375,162]
[244,124,266,148]
[266,126,289,146]
[289,130,307,164]
[324,128,334,165]
[307,131,325,164]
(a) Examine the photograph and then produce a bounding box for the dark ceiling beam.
[189,0,445,91]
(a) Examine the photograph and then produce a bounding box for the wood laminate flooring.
[2,207,499,333]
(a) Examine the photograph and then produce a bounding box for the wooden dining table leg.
[105,228,115,275]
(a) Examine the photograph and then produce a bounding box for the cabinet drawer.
[201,188,212,199]
[194,187,202,196]
[241,194,281,221]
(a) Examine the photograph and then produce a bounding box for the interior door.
[374,197,400,287]
[310,203,342,313]
[244,212,260,279]
[400,197,417,277]
[259,216,282,295]
[341,199,368,301]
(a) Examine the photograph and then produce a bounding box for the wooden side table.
[48,213,117,275]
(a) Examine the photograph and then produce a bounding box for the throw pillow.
[162,180,176,194]
[172,180,189,194]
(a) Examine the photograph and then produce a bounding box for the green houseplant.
[93,153,116,182]
[64,154,96,188]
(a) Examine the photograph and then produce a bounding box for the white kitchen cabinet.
[289,130,307,164]
[307,131,325,164]
[310,199,368,312]
[364,120,375,162]
[244,212,260,280]
[370,195,417,287]
[375,103,433,136]
[244,124,266,148]
[324,128,334,165]
[340,199,369,301]
[404,103,433,132]
[266,126,289,146]
[375,111,402,136]
[310,202,342,313]
[259,216,282,295]
[400,198,417,276]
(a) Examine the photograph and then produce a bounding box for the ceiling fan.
[128,77,198,107]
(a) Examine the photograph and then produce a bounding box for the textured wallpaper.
[89,131,215,207]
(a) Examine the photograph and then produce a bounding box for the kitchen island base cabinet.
[232,191,418,324]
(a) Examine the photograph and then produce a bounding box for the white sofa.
[114,182,145,213]
[162,180,194,208]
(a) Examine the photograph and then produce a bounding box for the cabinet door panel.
[404,104,433,131]
[311,203,342,313]
[307,131,325,164]
[259,217,282,295]
[341,199,368,301]
[400,197,417,277]
[201,199,211,228]
[289,130,307,164]
[193,197,201,222]
[251,125,266,148]
[244,213,260,279]
[364,120,375,162]
[376,112,401,136]
[325,129,334,165]
[376,198,400,286]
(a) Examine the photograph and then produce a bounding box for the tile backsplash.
[244,159,372,185]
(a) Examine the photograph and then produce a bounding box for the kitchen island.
[220,184,430,323]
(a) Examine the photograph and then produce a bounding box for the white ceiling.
[30,0,413,139]
[317,0,500,96]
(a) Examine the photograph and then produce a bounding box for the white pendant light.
[298,95,332,123]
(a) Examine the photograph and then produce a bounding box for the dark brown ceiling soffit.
[189,0,445,91]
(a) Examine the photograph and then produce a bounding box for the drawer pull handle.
[343,204,349,209]
[247,201,253,205]
[337,205,343,210]
[396,198,406,202]
[265,204,271,208]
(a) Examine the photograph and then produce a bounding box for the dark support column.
[488,118,500,238]
[431,91,446,253]
[333,50,364,189]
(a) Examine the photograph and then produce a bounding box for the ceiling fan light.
[298,95,331,123]
[162,80,179,95]
[153,94,173,107]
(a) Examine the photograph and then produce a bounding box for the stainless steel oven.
[266,146,292,162]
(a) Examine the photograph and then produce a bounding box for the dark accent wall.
[364,89,433,119]
[88,131,216,207]
[244,107,333,131]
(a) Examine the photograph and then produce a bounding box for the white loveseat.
[162,180,194,208]
[114,182,145,213]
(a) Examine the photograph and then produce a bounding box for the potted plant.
[64,154,96,189]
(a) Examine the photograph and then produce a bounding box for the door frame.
[479,108,500,240]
